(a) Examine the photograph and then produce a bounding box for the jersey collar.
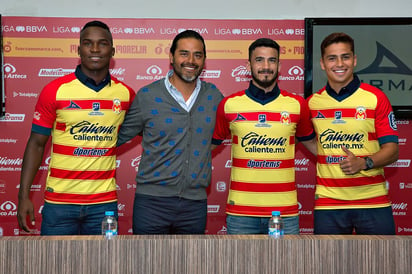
[325,74,361,102]
[245,81,280,105]
[75,65,111,92]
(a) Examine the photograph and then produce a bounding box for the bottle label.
[268,228,283,238]
[104,230,118,239]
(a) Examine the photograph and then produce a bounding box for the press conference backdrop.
[0,17,411,236]
[1,14,5,117]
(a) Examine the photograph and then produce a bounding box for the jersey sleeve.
[295,95,315,141]
[212,97,231,144]
[117,87,145,146]
[31,82,59,135]
[374,90,398,144]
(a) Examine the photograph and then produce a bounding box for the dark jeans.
[314,206,395,235]
[133,193,207,234]
[226,215,300,235]
[41,201,118,235]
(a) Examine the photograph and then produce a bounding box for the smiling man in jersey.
[17,21,135,235]
[307,32,399,234]
[212,38,317,235]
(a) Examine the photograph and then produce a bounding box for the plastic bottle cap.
[105,211,115,216]
[271,211,280,216]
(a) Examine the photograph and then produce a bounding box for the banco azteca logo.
[0,201,17,211]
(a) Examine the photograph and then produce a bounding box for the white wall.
[1,0,411,19]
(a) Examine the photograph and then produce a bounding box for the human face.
[169,37,205,83]
[78,26,114,76]
[320,42,357,92]
[248,46,280,91]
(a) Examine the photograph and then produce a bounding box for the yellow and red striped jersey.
[308,79,398,210]
[32,72,135,205]
[213,85,314,217]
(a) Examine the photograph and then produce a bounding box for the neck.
[253,81,276,93]
[329,75,354,94]
[81,67,109,85]
[169,74,197,101]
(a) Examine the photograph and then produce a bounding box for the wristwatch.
[363,156,374,171]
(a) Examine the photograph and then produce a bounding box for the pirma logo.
[357,42,412,75]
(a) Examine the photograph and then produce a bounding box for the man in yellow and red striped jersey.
[307,32,399,234]
[17,21,135,235]
[212,38,317,235]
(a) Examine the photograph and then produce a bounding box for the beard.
[251,69,278,89]
[172,61,203,83]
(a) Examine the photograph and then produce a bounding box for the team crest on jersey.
[65,101,81,109]
[332,110,346,124]
[89,102,104,116]
[280,111,291,125]
[355,106,366,120]
[255,114,271,127]
[233,113,247,121]
[112,99,122,114]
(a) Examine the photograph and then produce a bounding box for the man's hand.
[339,146,365,175]
[17,198,35,233]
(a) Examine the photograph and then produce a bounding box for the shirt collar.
[325,74,361,101]
[75,65,111,92]
[165,70,202,90]
[245,81,280,105]
[164,70,202,111]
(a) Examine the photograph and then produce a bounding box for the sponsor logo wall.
[1,17,411,235]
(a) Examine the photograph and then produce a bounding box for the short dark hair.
[80,20,113,44]
[170,30,206,56]
[320,32,355,57]
[248,38,280,61]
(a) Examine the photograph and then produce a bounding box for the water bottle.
[268,211,284,239]
[101,211,117,239]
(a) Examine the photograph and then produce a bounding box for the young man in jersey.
[117,30,223,234]
[212,38,316,235]
[17,21,135,235]
[307,32,399,234]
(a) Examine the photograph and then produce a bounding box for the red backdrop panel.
[0,17,410,236]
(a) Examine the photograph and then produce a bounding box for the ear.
[320,58,325,71]
[78,46,80,56]
[169,52,174,64]
[246,60,251,72]
[112,47,115,57]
